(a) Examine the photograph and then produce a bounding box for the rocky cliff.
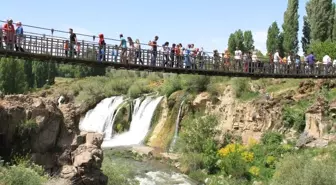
[0,95,107,185]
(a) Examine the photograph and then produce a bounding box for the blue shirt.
[120,37,127,48]
[16,27,23,35]
[307,54,315,65]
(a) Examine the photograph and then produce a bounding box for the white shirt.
[234,50,242,60]
[134,43,141,50]
[323,55,331,65]
[287,56,292,64]
[333,60,336,66]
[252,51,258,62]
[274,52,280,62]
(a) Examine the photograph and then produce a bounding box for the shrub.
[271,153,336,185]
[181,75,210,93]
[160,75,182,97]
[261,132,283,146]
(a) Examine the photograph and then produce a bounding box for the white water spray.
[169,100,185,152]
[102,96,163,148]
[79,96,124,136]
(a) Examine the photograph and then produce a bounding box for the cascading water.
[102,96,163,148]
[169,100,185,152]
[79,96,124,136]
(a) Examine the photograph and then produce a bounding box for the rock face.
[0,95,107,185]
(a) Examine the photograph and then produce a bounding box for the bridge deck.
[0,33,334,78]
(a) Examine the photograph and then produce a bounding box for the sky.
[1,0,314,54]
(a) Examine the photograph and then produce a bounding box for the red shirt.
[2,23,15,41]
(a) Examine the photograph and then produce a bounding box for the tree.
[266,22,281,54]
[301,16,311,54]
[278,32,285,57]
[243,31,254,52]
[228,33,237,54]
[332,3,336,41]
[0,58,27,94]
[282,0,299,54]
[235,29,245,52]
[24,60,34,88]
[32,61,49,88]
[307,40,336,60]
[306,0,333,42]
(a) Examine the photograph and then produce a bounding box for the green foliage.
[160,75,182,97]
[302,16,311,54]
[180,75,210,93]
[267,22,281,54]
[282,0,299,54]
[261,132,283,146]
[307,40,336,60]
[272,152,336,185]
[243,31,255,52]
[102,155,139,185]
[228,30,255,54]
[0,156,48,185]
[231,78,259,101]
[0,58,28,94]
[32,61,49,88]
[282,99,311,133]
[306,0,334,42]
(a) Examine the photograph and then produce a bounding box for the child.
[112,45,119,63]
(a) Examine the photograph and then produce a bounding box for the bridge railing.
[0,33,335,77]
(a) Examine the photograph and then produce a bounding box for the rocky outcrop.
[193,87,285,145]
[0,95,107,185]
[60,132,107,185]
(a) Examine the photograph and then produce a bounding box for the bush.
[231,78,259,101]
[160,75,182,97]
[272,153,336,185]
[181,75,210,93]
[261,132,283,146]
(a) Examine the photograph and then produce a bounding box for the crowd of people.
[1,19,336,75]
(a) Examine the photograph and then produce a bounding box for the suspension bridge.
[0,21,333,78]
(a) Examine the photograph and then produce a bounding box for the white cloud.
[253,31,268,55]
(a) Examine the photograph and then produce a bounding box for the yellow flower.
[218,144,244,157]
[282,144,293,151]
[241,151,254,162]
[249,166,260,177]
[247,138,258,148]
[266,156,276,165]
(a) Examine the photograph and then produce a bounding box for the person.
[112,45,119,63]
[213,50,220,70]
[251,50,258,73]
[119,34,127,64]
[234,47,242,70]
[148,36,159,66]
[307,52,316,74]
[273,50,281,73]
[170,43,176,67]
[98,34,106,61]
[127,37,135,63]
[64,40,69,57]
[134,39,143,65]
[2,19,15,50]
[162,42,170,67]
[175,44,182,68]
[15,22,24,52]
[69,28,77,57]
[322,54,331,75]
[0,27,3,49]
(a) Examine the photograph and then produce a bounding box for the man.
[273,50,281,73]
[119,34,127,64]
[234,47,242,70]
[322,54,331,75]
[149,36,159,66]
[15,22,24,52]
[69,28,77,57]
[2,19,15,50]
[307,52,316,74]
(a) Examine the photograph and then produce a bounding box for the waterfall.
[169,100,185,152]
[79,96,124,137]
[102,96,163,148]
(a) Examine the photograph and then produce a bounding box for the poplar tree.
[243,31,254,52]
[282,0,299,54]
[301,16,311,54]
[266,22,281,54]
[306,0,333,42]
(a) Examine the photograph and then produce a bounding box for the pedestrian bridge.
[0,23,334,78]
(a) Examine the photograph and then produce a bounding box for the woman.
[162,42,170,67]
[98,34,106,61]
[170,44,176,67]
[134,39,143,65]
[127,37,135,63]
